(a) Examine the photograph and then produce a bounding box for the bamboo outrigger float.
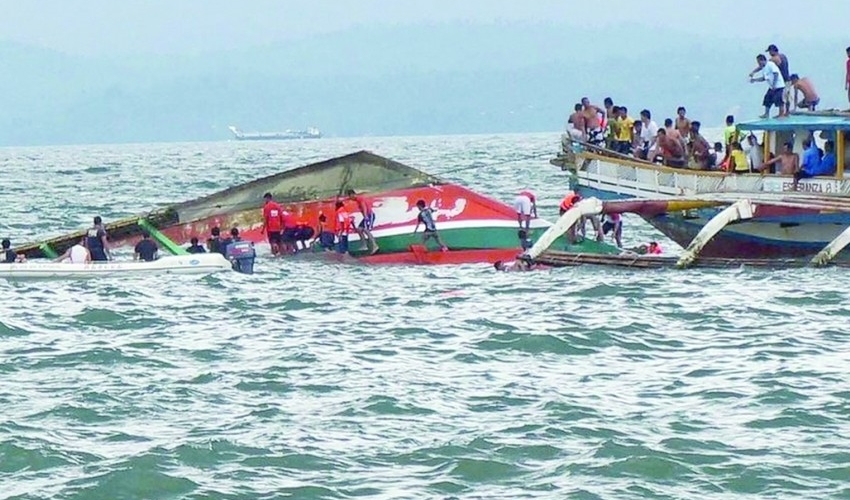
[524,195,850,269]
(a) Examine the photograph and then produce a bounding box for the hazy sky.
[2,0,848,55]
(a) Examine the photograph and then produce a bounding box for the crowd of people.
[564,44,850,178]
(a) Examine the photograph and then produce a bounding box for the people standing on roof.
[347,189,379,255]
[55,237,90,263]
[513,190,538,231]
[413,199,448,252]
[261,192,285,256]
[85,216,111,261]
[133,231,159,262]
[186,237,206,254]
[749,54,784,119]
[1,238,25,263]
[789,74,820,111]
[766,44,791,117]
[846,47,850,109]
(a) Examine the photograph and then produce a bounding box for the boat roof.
[739,111,850,132]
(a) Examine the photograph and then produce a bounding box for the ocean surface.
[1,133,849,500]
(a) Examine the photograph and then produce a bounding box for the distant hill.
[0,24,846,146]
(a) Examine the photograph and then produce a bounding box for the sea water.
[1,133,849,499]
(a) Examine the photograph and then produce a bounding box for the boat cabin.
[737,111,850,178]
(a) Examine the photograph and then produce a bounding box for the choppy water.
[2,134,849,499]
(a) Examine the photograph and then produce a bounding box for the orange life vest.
[559,191,579,211]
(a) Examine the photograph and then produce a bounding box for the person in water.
[347,189,379,254]
[315,213,335,251]
[518,229,533,251]
[134,231,159,262]
[207,227,226,255]
[186,237,206,254]
[413,199,448,252]
[220,227,240,251]
[85,216,111,261]
[55,237,90,263]
[493,259,545,272]
[1,238,25,263]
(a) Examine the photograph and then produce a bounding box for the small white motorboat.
[0,253,233,280]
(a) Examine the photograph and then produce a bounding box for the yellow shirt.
[615,116,634,142]
[730,150,748,172]
[724,125,745,145]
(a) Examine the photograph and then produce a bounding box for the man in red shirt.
[346,189,378,254]
[262,192,285,255]
[846,46,850,109]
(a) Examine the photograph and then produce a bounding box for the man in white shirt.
[749,54,783,118]
[54,237,91,264]
[743,134,763,172]
[638,109,659,159]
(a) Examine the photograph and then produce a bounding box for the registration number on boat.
[762,178,842,194]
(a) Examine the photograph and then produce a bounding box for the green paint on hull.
[346,226,621,256]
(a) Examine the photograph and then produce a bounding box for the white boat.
[0,253,232,280]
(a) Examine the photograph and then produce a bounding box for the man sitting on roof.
[790,74,819,111]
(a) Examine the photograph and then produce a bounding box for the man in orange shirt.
[261,192,284,255]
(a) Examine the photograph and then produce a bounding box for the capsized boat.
[0,253,232,281]
[551,111,850,259]
[14,151,555,265]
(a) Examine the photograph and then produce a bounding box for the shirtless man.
[675,106,691,138]
[757,141,799,175]
[689,121,712,169]
[664,118,688,157]
[789,74,819,111]
[581,97,605,144]
[650,128,687,167]
[566,103,586,140]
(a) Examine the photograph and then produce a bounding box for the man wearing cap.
[767,44,790,116]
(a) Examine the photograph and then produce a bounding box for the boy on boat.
[261,192,285,256]
[413,199,448,252]
[1,239,25,263]
[347,189,379,255]
[186,237,206,254]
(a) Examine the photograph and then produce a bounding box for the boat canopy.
[738,113,850,132]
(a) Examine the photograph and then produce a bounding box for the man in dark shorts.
[750,53,783,118]
[85,216,111,261]
[261,192,284,256]
[133,231,159,262]
[347,189,378,254]
[413,199,448,252]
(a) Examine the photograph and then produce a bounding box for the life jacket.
[559,191,579,211]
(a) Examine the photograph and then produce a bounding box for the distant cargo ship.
[228,125,322,141]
